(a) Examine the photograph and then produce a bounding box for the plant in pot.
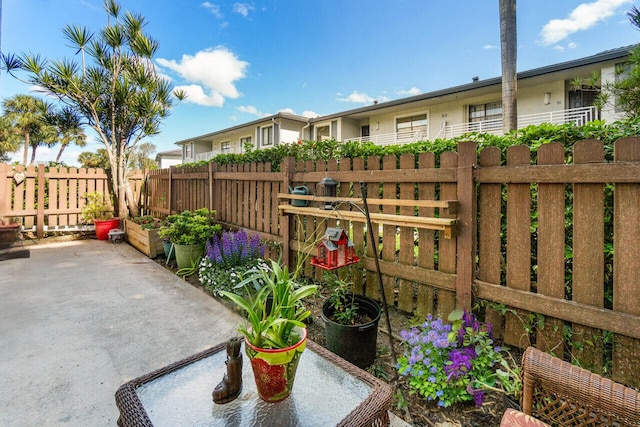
[220,260,318,402]
[158,208,220,270]
[81,192,120,240]
[320,271,381,369]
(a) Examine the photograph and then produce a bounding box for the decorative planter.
[173,243,205,269]
[321,294,381,369]
[244,327,307,403]
[124,219,164,258]
[94,218,121,241]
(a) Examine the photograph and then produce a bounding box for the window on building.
[468,102,502,131]
[261,126,273,147]
[221,141,231,153]
[396,114,427,141]
[240,136,252,151]
[184,144,192,159]
[316,125,330,141]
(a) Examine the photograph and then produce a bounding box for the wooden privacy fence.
[141,139,640,388]
[0,163,145,237]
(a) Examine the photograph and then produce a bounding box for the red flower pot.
[94,218,121,240]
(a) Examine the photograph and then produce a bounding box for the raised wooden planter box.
[123,219,164,258]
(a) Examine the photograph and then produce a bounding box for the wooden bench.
[503,346,640,426]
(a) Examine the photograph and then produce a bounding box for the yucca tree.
[500,0,517,133]
[2,0,184,216]
[2,94,56,165]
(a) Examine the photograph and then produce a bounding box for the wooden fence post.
[167,166,174,215]
[208,162,215,214]
[456,142,477,311]
[36,164,46,238]
[281,157,294,269]
[0,164,8,218]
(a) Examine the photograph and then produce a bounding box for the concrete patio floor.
[0,237,410,426]
[0,238,243,426]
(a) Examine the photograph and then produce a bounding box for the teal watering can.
[289,185,309,207]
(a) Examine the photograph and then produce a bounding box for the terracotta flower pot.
[244,327,307,403]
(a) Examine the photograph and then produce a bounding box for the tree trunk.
[30,145,37,165]
[55,144,67,163]
[500,0,517,133]
[23,131,30,166]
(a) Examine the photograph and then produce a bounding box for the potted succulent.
[81,192,120,240]
[220,260,318,402]
[158,208,220,269]
[124,215,164,258]
[320,272,381,368]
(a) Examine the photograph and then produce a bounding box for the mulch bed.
[158,258,508,426]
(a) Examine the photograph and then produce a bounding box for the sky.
[1,0,639,166]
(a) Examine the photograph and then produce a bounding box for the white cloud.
[483,44,498,49]
[238,105,268,117]
[174,84,225,107]
[539,0,632,45]
[397,87,422,96]
[202,2,223,18]
[301,110,319,118]
[568,42,578,49]
[156,47,248,107]
[233,3,254,17]
[337,91,375,104]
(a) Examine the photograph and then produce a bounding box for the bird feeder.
[311,227,360,270]
[318,177,337,210]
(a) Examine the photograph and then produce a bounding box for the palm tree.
[500,0,517,133]
[2,0,184,216]
[43,105,87,163]
[0,115,21,162]
[2,95,52,165]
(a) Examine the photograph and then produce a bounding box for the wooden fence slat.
[504,145,532,348]
[478,147,503,336]
[612,137,640,388]
[365,156,381,300]
[573,140,605,371]
[397,153,415,312]
[382,155,397,307]
[417,153,436,317]
[351,157,366,295]
[438,151,457,319]
[535,143,566,354]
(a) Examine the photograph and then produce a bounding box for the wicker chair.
[519,346,640,426]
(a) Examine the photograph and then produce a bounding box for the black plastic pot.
[321,294,381,369]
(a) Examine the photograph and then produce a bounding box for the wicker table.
[115,339,392,427]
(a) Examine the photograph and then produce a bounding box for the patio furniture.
[512,346,640,426]
[115,339,392,427]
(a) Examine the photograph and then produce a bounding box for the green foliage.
[158,208,220,245]
[81,192,114,222]
[220,260,318,349]
[323,272,361,325]
[130,215,162,230]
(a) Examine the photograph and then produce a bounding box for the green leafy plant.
[81,192,114,222]
[324,272,364,325]
[220,260,318,350]
[158,208,220,245]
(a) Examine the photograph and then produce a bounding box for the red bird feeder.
[311,227,360,270]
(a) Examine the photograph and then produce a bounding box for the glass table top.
[136,342,374,426]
